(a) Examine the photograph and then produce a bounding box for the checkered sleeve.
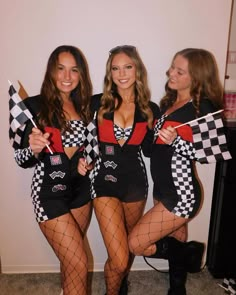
[171,135,199,161]
[14,146,39,168]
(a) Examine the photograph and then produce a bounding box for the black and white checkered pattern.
[172,135,197,160]
[9,124,26,149]
[218,278,236,295]
[61,120,86,148]
[9,84,33,149]
[190,112,231,163]
[171,153,195,218]
[14,146,33,166]
[83,112,100,165]
[31,162,48,222]
[89,157,101,199]
[113,124,132,140]
[153,114,167,142]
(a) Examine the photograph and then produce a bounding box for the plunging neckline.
[113,108,136,147]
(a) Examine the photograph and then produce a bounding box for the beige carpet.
[0,268,226,295]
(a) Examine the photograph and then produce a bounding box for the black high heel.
[184,240,205,273]
[144,237,169,259]
[119,275,129,295]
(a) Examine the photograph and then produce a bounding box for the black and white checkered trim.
[89,157,101,199]
[31,162,48,222]
[61,120,86,148]
[14,146,34,166]
[171,136,198,161]
[171,153,195,218]
[153,114,167,142]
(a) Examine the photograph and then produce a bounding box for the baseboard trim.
[2,259,168,274]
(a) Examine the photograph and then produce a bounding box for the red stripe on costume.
[156,120,193,144]
[44,127,64,153]
[99,119,117,143]
[129,122,148,144]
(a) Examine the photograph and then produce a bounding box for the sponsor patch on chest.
[105,145,115,155]
[50,154,62,166]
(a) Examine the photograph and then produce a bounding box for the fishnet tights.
[128,201,188,256]
[39,202,92,295]
[93,197,146,295]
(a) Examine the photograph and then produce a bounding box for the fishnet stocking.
[71,202,92,235]
[122,200,146,273]
[93,197,146,295]
[128,201,188,256]
[39,210,90,295]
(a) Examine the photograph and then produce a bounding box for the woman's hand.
[77,158,94,176]
[158,125,177,145]
[29,127,50,156]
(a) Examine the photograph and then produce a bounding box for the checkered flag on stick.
[8,80,53,154]
[9,81,34,149]
[175,110,232,163]
[83,111,100,165]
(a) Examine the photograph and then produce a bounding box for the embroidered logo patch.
[104,175,117,182]
[104,161,117,169]
[49,171,66,179]
[52,184,67,192]
[105,145,114,155]
[50,155,62,166]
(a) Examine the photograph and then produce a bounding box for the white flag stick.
[174,109,224,129]
[30,118,53,155]
[8,80,53,155]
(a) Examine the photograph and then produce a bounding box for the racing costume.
[151,99,217,218]
[13,95,91,223]
[89,94,160,202]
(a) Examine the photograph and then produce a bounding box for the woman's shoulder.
[24,94,42,115]
[90,93,102,112]
[199,98,219,115]
[149,100,161,117]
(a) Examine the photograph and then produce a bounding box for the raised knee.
[128,236,142,256]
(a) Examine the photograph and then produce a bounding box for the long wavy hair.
[38,45,92,130]
[98,45,153,128]
[160,48,223,116]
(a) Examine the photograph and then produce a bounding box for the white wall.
[0,0,233,273]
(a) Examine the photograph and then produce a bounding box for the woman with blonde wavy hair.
[79,45,159,294]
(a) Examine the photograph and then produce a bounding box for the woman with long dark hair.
[13,45,93,295]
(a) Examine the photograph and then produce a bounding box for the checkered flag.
[83,111,100,165]
[8,81,53,154]
[8,81,33,149]
[218,278,236,295]
[188,110,231,163]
